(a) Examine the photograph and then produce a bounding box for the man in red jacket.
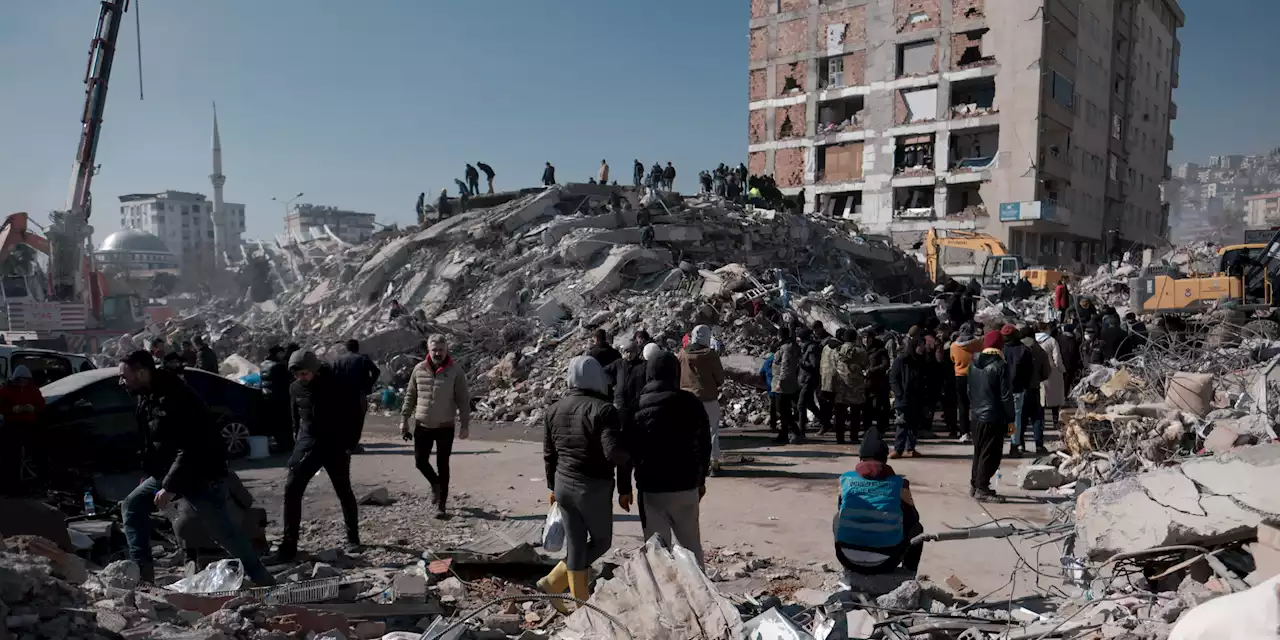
[1053,281,1071,323]
[0,366,45,495]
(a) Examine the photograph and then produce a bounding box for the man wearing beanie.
[833,428,924,574]
[1000,324,1034,458]
[272,349,361,562]
[968,331,1014,502]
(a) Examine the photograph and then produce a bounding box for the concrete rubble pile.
[124,185,925,423]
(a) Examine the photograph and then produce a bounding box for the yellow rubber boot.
[536,561,571,613]
[567,570,590,605]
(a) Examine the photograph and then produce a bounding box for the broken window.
[817,96,865,133]
[950,77,995,117]
[948,184,986,217]
[956,29,993,67]
[827,57,844,88]
[951,128,998,170]
[907,11,929,24]
[897,40,935,77]
[821,191,863,217]
[1112,114,1123,140]
[901,87,937,122]
[895,135,935,174]
[779,112,796,138]
[894,186,935,218]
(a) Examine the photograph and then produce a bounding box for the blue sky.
[0,0,1270,241]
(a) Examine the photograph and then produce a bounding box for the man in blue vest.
[833,428,924,574]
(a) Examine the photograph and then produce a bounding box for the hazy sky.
[0,0,1270,241]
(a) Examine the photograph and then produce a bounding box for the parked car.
[0,345,96,386]
[38,367,269,475]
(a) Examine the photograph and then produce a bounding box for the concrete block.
[583,246,672,296]
[534,299,568,326]
[499,186,562,233]
[1018,463,1067,490]
[1203,425,1243,454]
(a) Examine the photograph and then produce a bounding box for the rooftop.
[97,229,173,254]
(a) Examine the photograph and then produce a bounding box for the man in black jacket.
[332,339,381,454]
[477,161,496,194]
[259,345,293,450]
[194,335,218,373]
[118,351,273,585]
[464,164,480,195]
[862,331,892,434]
[587,329,622,369]
[607,331,649,431]
[796,327,824,440]
[968,331,1014,502]
[542,162,556,186]
[890,337,928,458]
[1000,324,1034,457]
[633,159,644,187]
[273,350,361,562]
[624,351,710,567]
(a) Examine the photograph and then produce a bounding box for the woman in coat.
[1035,322,1066,428]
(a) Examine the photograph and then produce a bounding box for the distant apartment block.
[117,190,246,272]
[747,0,1183,269]
[1245,192,1280,229]
[285,204,377,245]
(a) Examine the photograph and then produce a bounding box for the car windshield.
[13,353,73,387]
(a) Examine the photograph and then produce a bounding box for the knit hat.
[1000,324,1018,338]
[642,342,663,362]
[858,428,889,462]
[288,350,320,372]
[983,330,1004,350]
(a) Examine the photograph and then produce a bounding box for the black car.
[39,367,270,474]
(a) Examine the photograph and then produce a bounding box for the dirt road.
[236,413,1067,598]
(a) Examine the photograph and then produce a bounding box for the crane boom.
[49,0,130,304]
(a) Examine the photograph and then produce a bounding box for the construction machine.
[923,228,1070,293]
[1,0,155,337]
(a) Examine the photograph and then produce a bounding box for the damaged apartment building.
[748,0,1183,275]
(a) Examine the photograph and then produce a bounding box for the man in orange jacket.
[948,324,982,441]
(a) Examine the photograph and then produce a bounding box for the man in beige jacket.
[401,334,471,518]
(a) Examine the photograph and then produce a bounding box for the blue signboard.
[999,202,1021,221]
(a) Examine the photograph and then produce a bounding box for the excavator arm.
[924,228,1009,283]
[0,213,52,267]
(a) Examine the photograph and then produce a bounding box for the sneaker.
[904,449,919,458]
[975,492,1007,504]
[1035,446,1051,455]
[1007,447,1024,458]
[958,434,971,443]
[434,508,449,520]
[888,451,903,460]
[264,546,297,565]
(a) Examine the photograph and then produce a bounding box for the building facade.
[747,0,1183,272]
[117,191,246,272]
[1245,192,1280,229]
[284,204,377,245]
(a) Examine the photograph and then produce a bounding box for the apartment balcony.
[1039,147,1073,180]
[1172,69,1179,88]
[1169,101,1178,120]
[1168,133,1175,151]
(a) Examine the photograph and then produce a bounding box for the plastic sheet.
[742,608,816,640]
[165,558,245,593]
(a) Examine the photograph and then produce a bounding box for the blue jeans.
[893,408,923,453]
[123,476,274,585]
[1011,391,1044,449]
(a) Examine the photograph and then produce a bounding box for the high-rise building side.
[117,191,246,273]
[284,204,377,245]
[747,0,1182,274]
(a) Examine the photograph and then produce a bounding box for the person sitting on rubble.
[388,299,407,322]
[625,350,711,568]
[680,325,726,475]
[539,356,630,608]
[117,350,275,586]
[270,350,361,563]
[833,428,924,575]
[194,335,218,373]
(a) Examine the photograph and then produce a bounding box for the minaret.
[209,102,227,269]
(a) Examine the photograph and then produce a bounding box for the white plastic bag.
[165,558,245,593]
[542,503,566,553]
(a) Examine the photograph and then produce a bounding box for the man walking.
[273,351,361,561]
[333,339,381,454]
[678,325,725,475]
[401,335,471,518]
[477,161,496,194]
[194,335,218,373]
[259,345,293,450]
[968,331,1013,502]
[626,351,710,567]
[772,327,802,444]
[117,351,274,585]
[542,162,557,187]
[465,164,481,196]
[633,159,644,188]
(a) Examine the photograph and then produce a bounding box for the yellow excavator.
[923,228,1070,292]
[1130,235,1279,316]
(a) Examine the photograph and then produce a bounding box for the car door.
[46,379,141,474]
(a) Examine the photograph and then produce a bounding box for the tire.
[221,421,251,459]
[1243,319,1280,340]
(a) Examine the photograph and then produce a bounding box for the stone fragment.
[1018,463,1067,490]
[357,487,394,506]
[310,562,341,579]
[436,576,468,602]
[99,560,141,590]
[875,579,921,610]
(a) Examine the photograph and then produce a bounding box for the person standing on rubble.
[1036,322,1066,430]
[436,188,452,220]
[401,336,471,518]
[968,330,1013,503]
[1053,280,1072,324]
[416,192,427,226]
[539,356,630,605]
[117,350,275,585]
[679,325,726,475]
[333,339,381,454]
[477,162,495,194]
[833,330,868,445]
[889,336,928,458]
[273,350,361,562]
[464,164,480,195]
[541,162,556,187]
[862,331,892,435]
[453,178,471,214]
[633,159,644,187]
[1056,324,1081,399]
[833,428,925,574]
[949,324,982,442]
[772,327,802,443]
[259,345,294,450]
[649,162,663,191]
[663,162,677,191]
[194,335,218,373]
[597,159,610,185]
[625,350,710,567]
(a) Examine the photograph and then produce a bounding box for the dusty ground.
[235,413,1071,600]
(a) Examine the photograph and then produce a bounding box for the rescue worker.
[464,163,480,195]
[477,161,496,194]
[272,350,360,562]
[772,327,802,444]
[968,330,1013,502]
[624,351,710,567]
[453,178,471,213]
[117,351,274,585]
[679,325,726,475]
[194,336,217,373]
[437,188,452,220]
[662,162,677,191]
[633,159,644,187]
[259,345,293,450]
[833,429,924,575]
[538,356,629,606]
[401,335,471,518]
